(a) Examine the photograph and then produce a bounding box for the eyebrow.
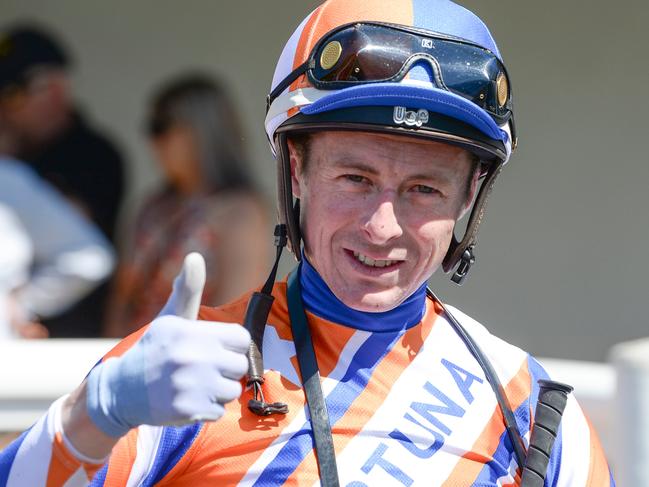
[330,160,380,175]
[406,172,454,186]
[331,159,455,186]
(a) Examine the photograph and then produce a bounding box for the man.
[0,1,614,485]
[0,24,124,337]
[0,157,115,339]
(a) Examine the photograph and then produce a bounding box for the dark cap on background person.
[0,24,70,92]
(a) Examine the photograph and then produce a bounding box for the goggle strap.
[267,60,310,113]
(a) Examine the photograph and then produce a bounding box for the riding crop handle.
[242,224,289,417]
[243,291,289,416]
[520,380,574,487]
[244,291,274,384]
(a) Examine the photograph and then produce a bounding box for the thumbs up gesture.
[158,252,206,319]
[86,253,251,438]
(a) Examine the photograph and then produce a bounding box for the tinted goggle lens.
[309,23,512,124]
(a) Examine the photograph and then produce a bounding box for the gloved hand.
[86,252,251,438]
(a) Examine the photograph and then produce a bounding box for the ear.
[286,138,304,199]
[458,165,481,220]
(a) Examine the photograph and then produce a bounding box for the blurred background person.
[0,202,38,339]
[103,74,270,337]
[0,156,115,339]
[0,23,125,337]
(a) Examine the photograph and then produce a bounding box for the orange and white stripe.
[4,396,104,487]
[0,285,614,485]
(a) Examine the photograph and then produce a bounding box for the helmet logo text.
[393,106,429,127]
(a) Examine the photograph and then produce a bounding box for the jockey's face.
[289,130,477,312]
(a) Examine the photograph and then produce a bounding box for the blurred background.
[4,0,644,360]
[1,0,648,481]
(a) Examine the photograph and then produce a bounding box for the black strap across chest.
[286,268,526,486]
[287,269,340,486]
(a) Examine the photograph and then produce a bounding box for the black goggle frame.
[268,21,515,132]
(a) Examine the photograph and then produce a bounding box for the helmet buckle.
[274,223,288,248]
[451,247,475,285]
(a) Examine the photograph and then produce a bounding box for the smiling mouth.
[352,251,402,268]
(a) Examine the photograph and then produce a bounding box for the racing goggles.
[269,22,514,127]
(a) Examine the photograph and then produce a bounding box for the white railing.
[0,338,647,485]
[0,339,118,431]
[608,338,649,486]
[538,358,616,455]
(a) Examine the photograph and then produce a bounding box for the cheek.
[165,138,189,164]
[414,216,456,256]
[305,187,361,223]
[300,192,358,256]
[152,145,175,176]
[153,138,187,174]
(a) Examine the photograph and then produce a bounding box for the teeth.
[353,251,398,268]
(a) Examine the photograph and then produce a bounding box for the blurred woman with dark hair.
[104,74,270,337]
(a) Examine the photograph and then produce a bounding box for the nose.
[363,196,403,244]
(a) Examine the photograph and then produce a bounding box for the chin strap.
[244,224,290,416]
[450,246,476,285]
[443,159,504,285]
[276,132,303,258]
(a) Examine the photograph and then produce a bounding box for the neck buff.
[299,254,427,333]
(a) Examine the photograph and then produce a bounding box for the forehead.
[307,130,473,177]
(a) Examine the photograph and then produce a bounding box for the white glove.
[86,253,251,437]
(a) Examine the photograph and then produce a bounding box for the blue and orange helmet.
[266,0,517,283]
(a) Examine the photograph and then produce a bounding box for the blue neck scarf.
[299,255,427,333]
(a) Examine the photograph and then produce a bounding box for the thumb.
[158,252,206,319]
